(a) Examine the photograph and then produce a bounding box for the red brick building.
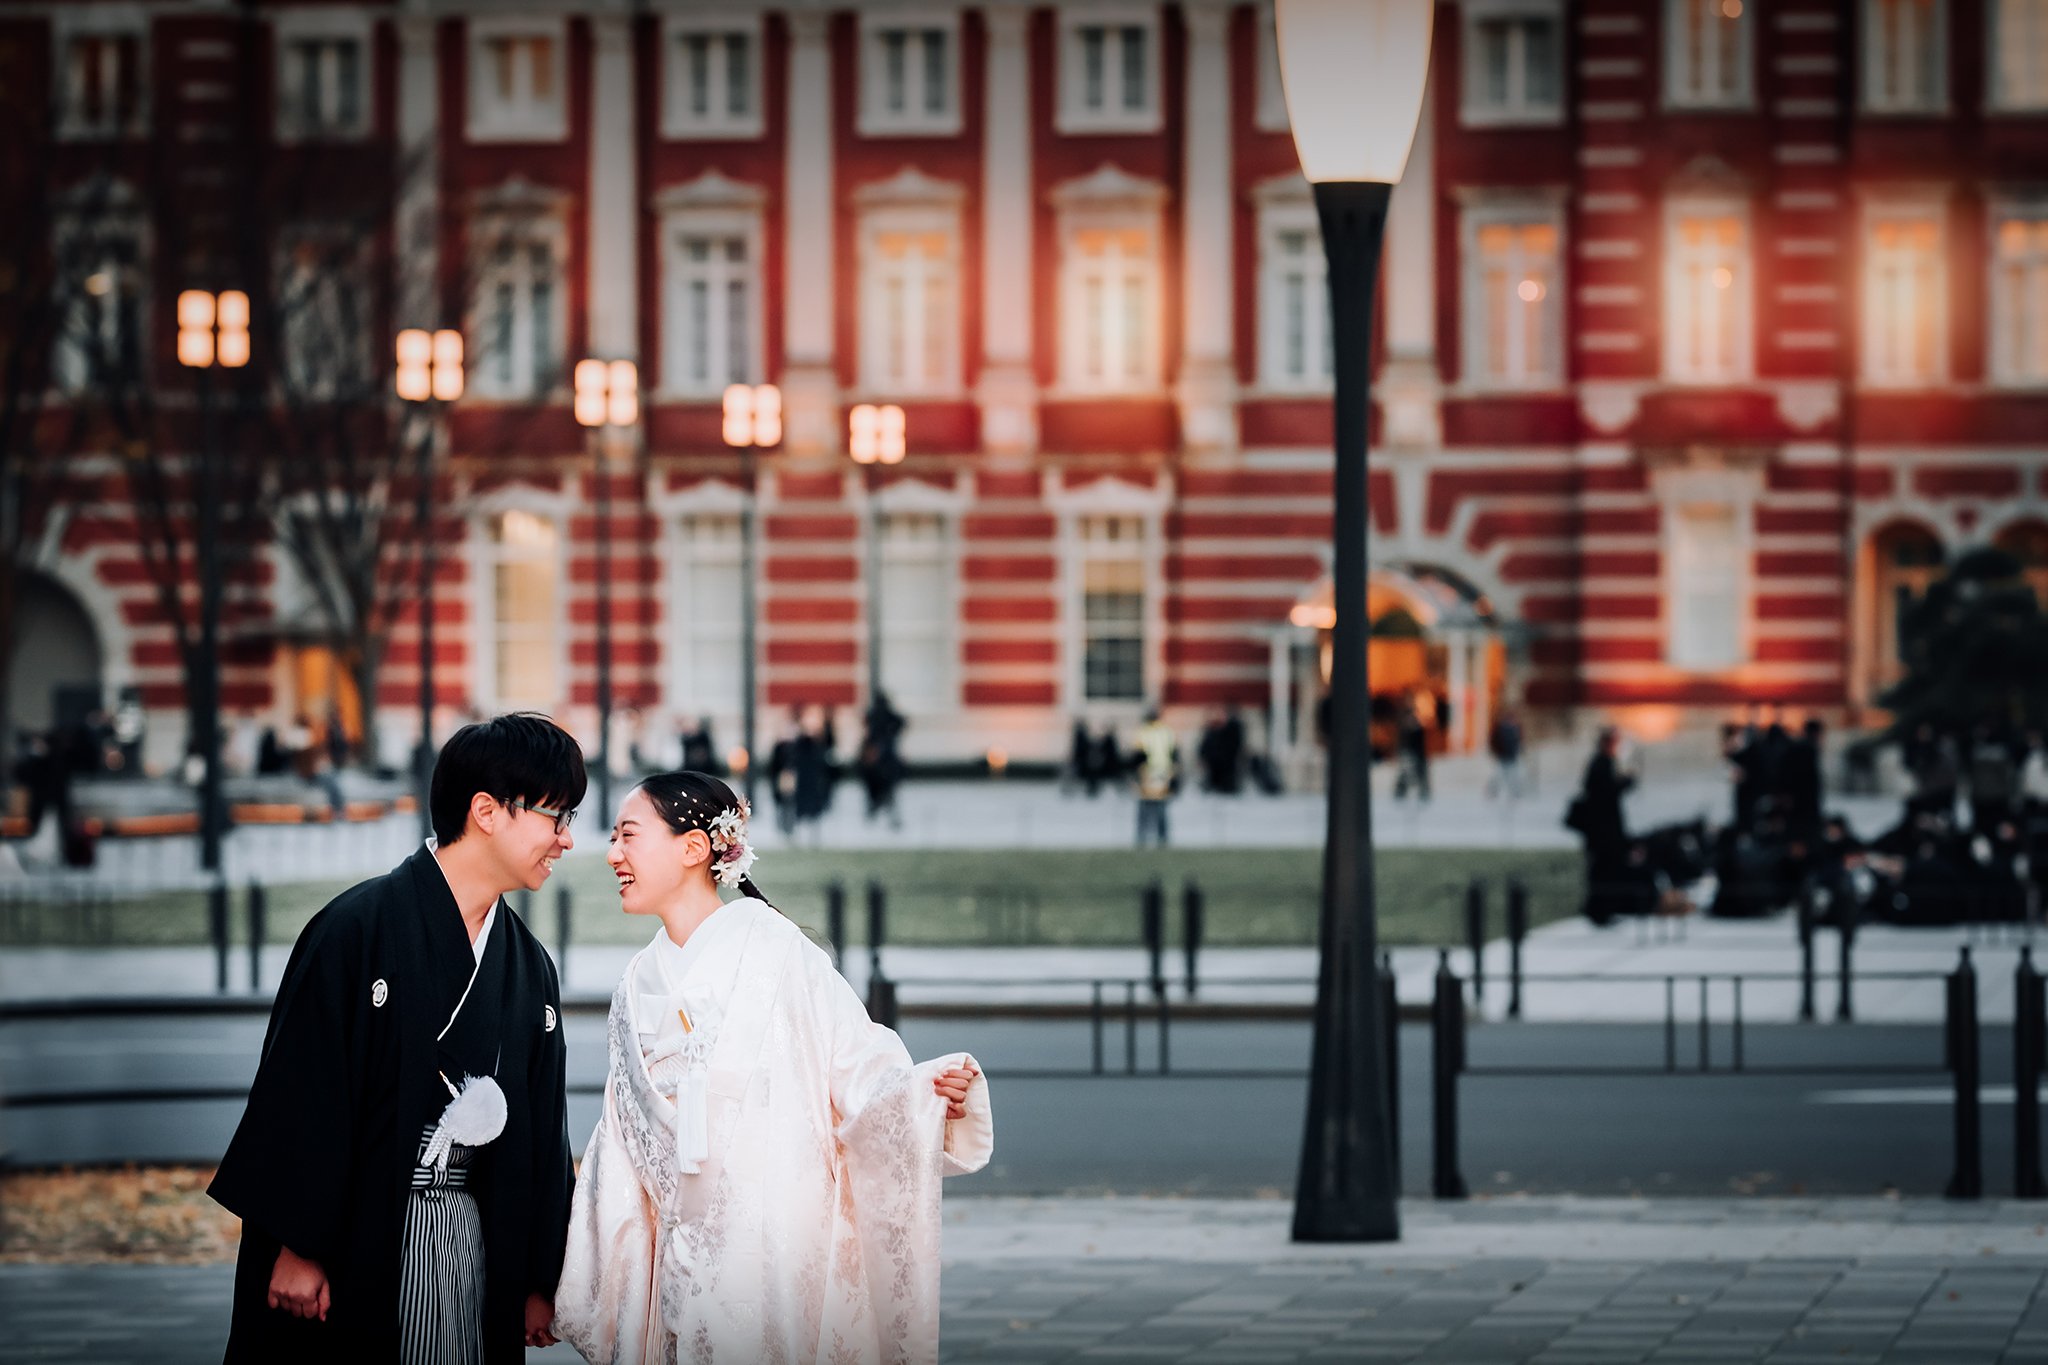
[8,0,2048,777]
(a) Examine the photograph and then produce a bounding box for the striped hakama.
[397,1123,486,1365]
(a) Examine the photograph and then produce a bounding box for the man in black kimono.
[211,713,587,1363]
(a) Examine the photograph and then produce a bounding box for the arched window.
[1865,522,1944,695]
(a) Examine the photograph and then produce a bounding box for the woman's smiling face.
[606,786,709,915]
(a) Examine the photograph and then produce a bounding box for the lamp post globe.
[1274,0,1435,1245]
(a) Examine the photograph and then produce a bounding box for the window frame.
[274,228,373,401]
[661,15,764,140]
[468,210,569,401]
[658,205,766,399]
[1459,196,1568,392]
[857,203,964,398]
[1989,0,2048,111]
[466,16,569,143]
[1056,5,1165,135]
[671,509,749,715]
[874,507,959,715]
[857,10,964,138]
[1073,514,1152,707]
[53,7,150,142]
[473,503,568,715]
[1056,207,1166,396]
[1862,0,1949,115]
[1988,196,2048,389]
[51,206,148,396]
[1861,195,1950,388]
[1460,0,1566,127]
[1255,197,1334,394]
[273,9,373,144]
[1663,0,1755,111]
[1663,498,1753,671]
[1662,196,1755,385]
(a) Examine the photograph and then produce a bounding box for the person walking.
[1132,709,1179,848]
[860,692,907,830]
[1392,695,1431,802]
[1487,711,1525,798]
[1570,727,1636,924]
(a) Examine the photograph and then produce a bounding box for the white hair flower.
[707,801,756,889]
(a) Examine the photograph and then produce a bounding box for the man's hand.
[932,1061,979,1121]
[524,1293,558,1349]
[267,1245,330,1321]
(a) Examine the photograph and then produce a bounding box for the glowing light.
[848,404,906,465]
[431,330,464,401]
[84,271,113,297]
[986,747,1009,775]
[574,359,608,427]
[1712,266,1734,290]
[1517,278,1545,303]
[726,746,750,773]
[395,329,432,401]
[722,383,782,448]
[606,359,639,427]
[1721,0,1742,17]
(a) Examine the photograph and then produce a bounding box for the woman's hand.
[932,1061,979,1120]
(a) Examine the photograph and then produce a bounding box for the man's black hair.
[430,712,589,845]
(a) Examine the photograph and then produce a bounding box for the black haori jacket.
[210,848,573,1363]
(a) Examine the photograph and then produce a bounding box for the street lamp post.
[723,383,784,808]
[175,288,250,876]
[847,403,906,704]
[1274,0,1435,1243]
[576,358,640,826]
[396,329,463,837]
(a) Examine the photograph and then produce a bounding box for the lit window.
[665,21,760,138]
[1665,209,1751,382]
[860,20,958,134]
[1258,208,1332,390]
[486,510,560,709]
[1992,211,2048,385]
[1666,0,1752,108]
[1864,0,1946,112]
[675,514,744,712]
[1993,0,2048,108]
[1061,223,1159,393]
[663,220,759,397]
[468,23,566,141]
[472,223,561,399]
[1059,13,1160,132]
[1463,1,1563,124]
[57,26,146,139]
[1668,503,1746,669]
[1079,516,1146,703]
[1864,209,1944,385]
[861,215,959,395]
[879,512,953,712]
[1463,211,1562,388]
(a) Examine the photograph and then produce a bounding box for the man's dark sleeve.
[528,954,574,1297]
[209,908,362,1267]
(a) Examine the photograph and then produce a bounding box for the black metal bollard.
[1796,883,1818,1023]
[826,880,848,971]
[209,880,230,994]
[1836,890,1859,1023]
[1141,879,1165,998]
[866,973,899,1029]
[2019,946,2047,1199]
[556,886,573,977]
[1465,879,1487,1004]
[866,881,887,984]
[246,882,267,991]
[1182,881,1205,998]
[1382,951,1400,1189]
[1432,950,1468,1199]
[1946,946,1983,1200]
[1506,878,1529,1021]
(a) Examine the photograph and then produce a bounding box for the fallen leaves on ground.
[1,1166,240,1263]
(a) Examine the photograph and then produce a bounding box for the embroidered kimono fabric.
[555,899,993,1365]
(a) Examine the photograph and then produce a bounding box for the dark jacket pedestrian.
[1197,708,1245,794]
[859,694,907,827]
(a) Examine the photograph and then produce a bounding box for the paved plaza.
[10,1199,2048,1363]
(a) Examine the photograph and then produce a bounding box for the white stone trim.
[856,7,964,138]
[465,15,569,143]
[1054,2,1165,136]
[659,13,766,140]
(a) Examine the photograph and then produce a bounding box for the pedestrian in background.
[1392,695,1431,802]
[1487,711,1525,798]
[861,692,907,830]
[1197,706,1245,795]
[1132,709,1179,848]
[679,716,718,775]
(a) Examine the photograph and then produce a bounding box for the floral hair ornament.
[707,797,757,890]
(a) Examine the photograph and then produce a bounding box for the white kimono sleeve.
[553,1077,661,1365]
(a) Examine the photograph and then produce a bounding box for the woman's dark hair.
[431,713,589,845]
[633,770,773,907]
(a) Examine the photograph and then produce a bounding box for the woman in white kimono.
[553,772,991,1365]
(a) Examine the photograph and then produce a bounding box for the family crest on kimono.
[552,770,994,1364]
[210,713,586,1363]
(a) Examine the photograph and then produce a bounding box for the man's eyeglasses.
[506,798,577,834]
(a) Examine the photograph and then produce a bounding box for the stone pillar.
[782,11,839,456]
[975,4,1037,456]
[587,13,637,359]
[1176,0,1237,453]
[1378,63,1440,450]
[1269,630,1294,777]
[395,9,439,327]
